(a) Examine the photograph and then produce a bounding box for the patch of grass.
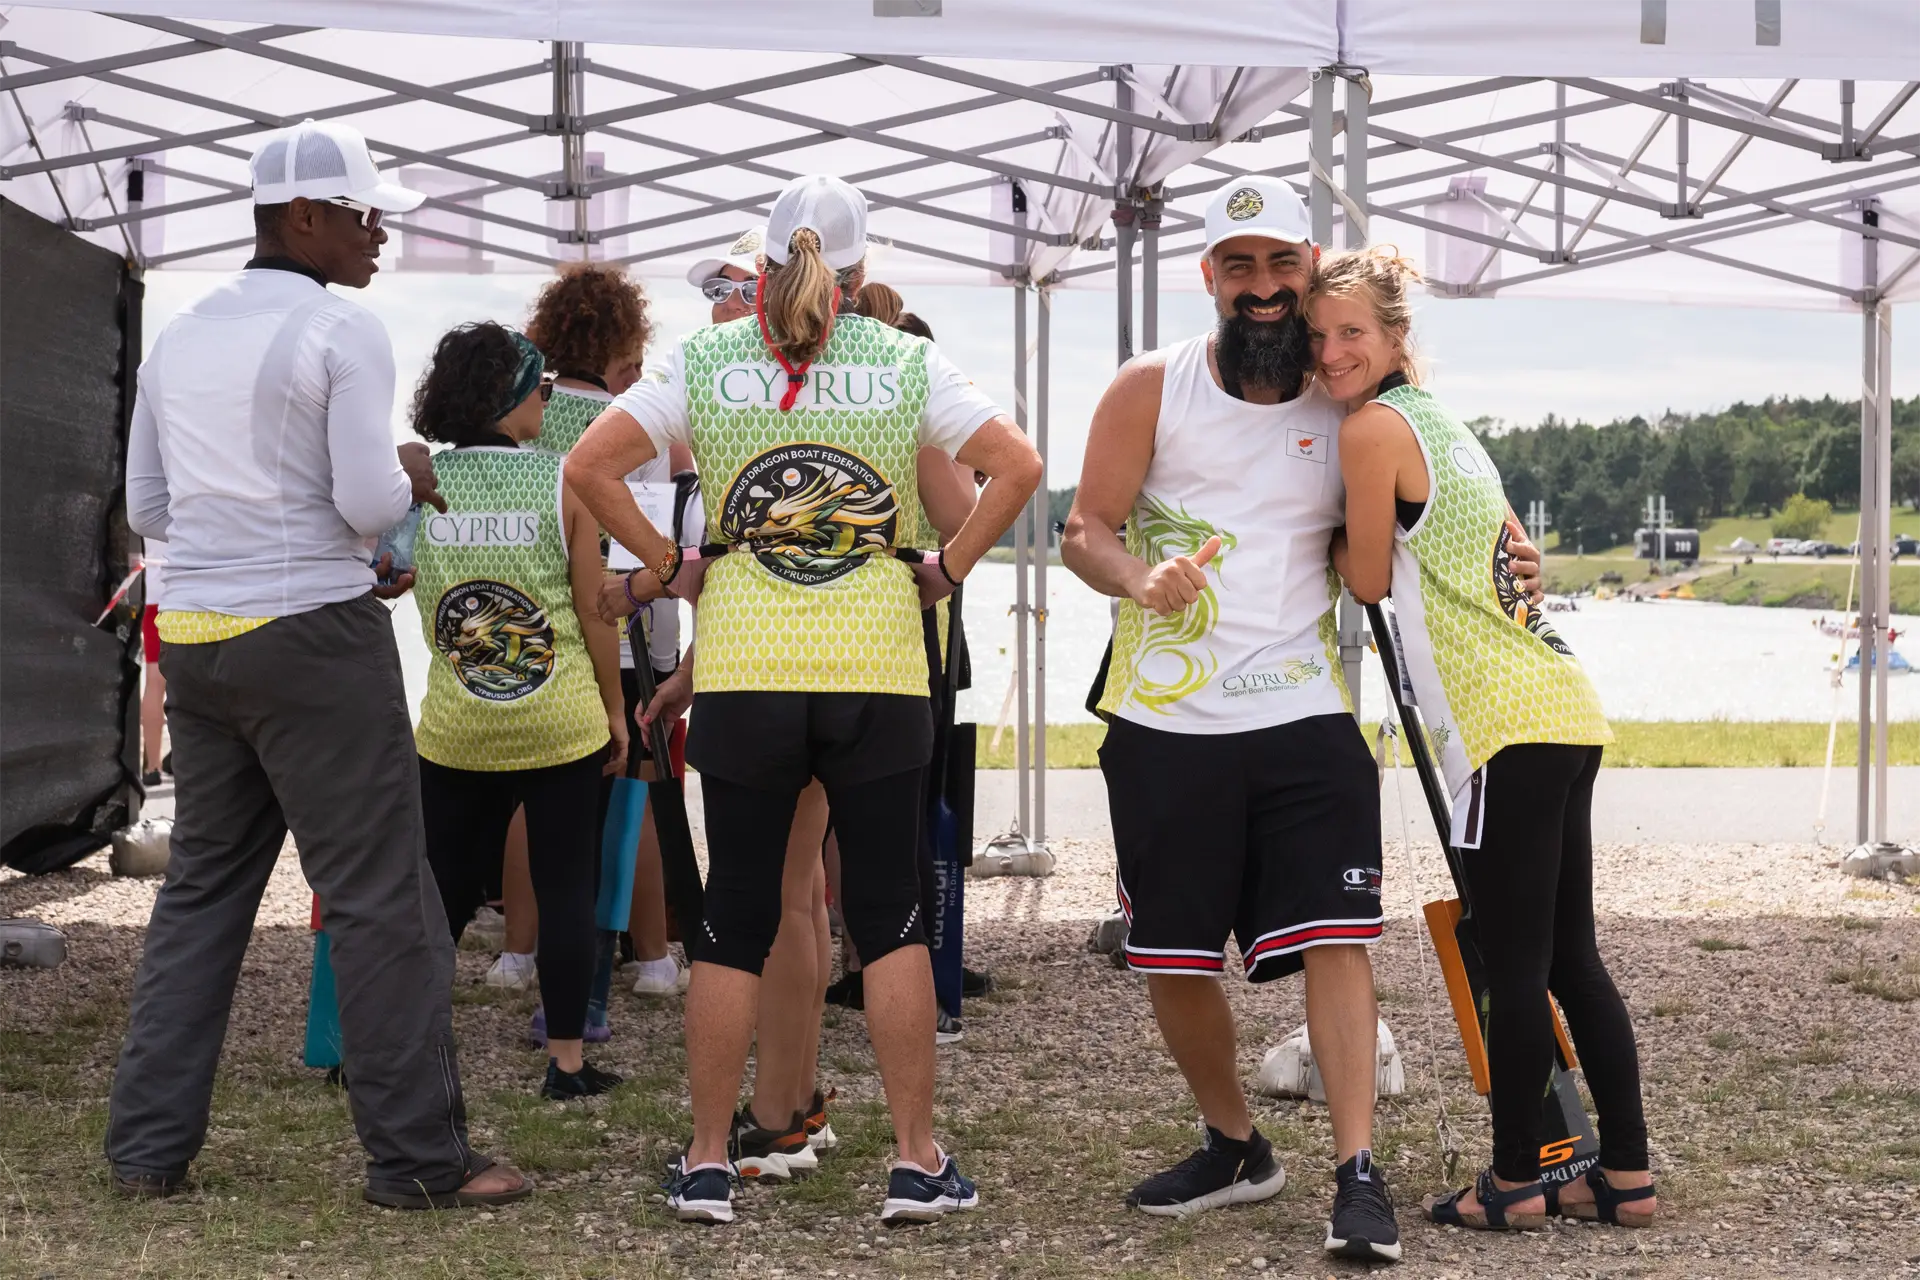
[1791,1026,1848,1066]
[1687,560,1920,613]
[1838,916,1884,932]
[1827,957,1920,1003]
[1651,996,1697,1017]
[1694,936,1751,953]
[1706,1030,1742,1051]
[978,720,1920,768]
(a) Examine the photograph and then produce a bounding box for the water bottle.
[372,503,425,582]
[0,919,67,970]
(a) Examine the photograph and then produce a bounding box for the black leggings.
[420,749,609,1042]
[702,769,927,976]
[1458,743,1650,1182]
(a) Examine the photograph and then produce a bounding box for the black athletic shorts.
[686,690,933,793]
[1100,711,1384,982]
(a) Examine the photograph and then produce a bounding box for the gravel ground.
[2,833,1917,1280]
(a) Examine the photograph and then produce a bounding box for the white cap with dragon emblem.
[1201,175,1313,257]
[685,226,768,287]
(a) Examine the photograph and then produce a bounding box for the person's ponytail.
[761,227,838,366]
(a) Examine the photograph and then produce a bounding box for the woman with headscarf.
[408,321,629,1101]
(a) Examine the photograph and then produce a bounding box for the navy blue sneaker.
[880,1154,979,1224]
[666,1161,735,1224]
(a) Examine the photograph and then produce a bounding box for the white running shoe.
[484,950,537,990]
[630,956,688,996]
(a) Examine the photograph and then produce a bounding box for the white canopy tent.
[4,0,1913,857]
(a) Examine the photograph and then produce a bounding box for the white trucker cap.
[1201,175,1313,257]
[685,226,767,286]
[765,175,868,271]
[249,119,424,213]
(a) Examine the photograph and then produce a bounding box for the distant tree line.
[1477,394,1920,551]
[998,393,1920,552]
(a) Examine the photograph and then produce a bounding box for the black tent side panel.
[0,198,142,872]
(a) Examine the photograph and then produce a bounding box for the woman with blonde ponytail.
[1309,247,1652,1236]
[564,174,1041,1227]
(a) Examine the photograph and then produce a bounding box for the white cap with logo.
[249,119,424,213]
[685,226,767,287]
[1201,175,1313,257]
[765,175,868,271]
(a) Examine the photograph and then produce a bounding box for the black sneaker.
[935,1008,964,1044]
[142,770,162,788]
[540,1059,622,1101]
[880,1154,978,1224]
[730,1108,818,1182]
[824,969,864,1010]
[1327,1150,1402,1262]
[666,1160,735,1224]
[961,966,994,999]
[1127,1125,1286,1217]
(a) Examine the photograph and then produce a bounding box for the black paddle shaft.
[629,624,705,962]
[1364,603,1473,905]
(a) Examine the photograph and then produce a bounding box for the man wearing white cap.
[1063,175,1402,1259]
[569,175,1041,1226]
[109,119,529,1209]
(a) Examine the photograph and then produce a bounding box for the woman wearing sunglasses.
[407,322,629,1101]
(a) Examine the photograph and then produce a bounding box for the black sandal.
[1421,1168,1548,1231]
[1552,1165,1657,1227]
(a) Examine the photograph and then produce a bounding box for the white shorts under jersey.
[1098,333,1351,734]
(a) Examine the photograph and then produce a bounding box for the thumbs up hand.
[1133,534,1222,617]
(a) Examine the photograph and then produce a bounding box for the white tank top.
[1098,333,1351,734]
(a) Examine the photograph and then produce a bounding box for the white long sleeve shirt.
[125,264,411,617]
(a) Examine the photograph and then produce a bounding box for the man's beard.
[1215,289,1314,399]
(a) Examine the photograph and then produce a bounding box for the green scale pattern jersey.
[1379,383,1611,797]
[682,313,933,697]
[411,447,609,771]
[535,387,605,455]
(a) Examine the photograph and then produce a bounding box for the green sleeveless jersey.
[680,313,934,696]
[411,446,609,771]
[1377,384,1611,799]
[535,386,606,455]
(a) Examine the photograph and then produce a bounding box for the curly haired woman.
[408,320,628,1101]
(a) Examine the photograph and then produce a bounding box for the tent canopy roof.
[3,1,1916,310]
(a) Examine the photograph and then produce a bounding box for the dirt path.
[2,840,1916,1279]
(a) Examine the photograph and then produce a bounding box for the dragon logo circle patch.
[719,443,898,586]
[433,580,556,701]
[1224,186,1265,221]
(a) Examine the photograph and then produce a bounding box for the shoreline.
[976,719,1920,769]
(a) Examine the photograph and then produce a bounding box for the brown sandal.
[1547,1166,1656,1227]
[1422,1169,1548,1231]
[363,1159,534,1210]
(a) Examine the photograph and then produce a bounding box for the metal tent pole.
[1033,283,1052,857]
[1855,208,1878,848]
[1314,69,1366,718]
[1337,69,1371,719]
[554,41,589,260]
[1013,279,1032,846]
[1114,68,1137,365]
[1141,193,1161,351]
[1871,299,1893,844]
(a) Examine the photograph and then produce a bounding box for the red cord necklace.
[755,282,841,412]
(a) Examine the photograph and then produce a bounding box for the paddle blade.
[595,777,648,932]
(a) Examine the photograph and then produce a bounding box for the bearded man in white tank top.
[1064,175,1400,1260]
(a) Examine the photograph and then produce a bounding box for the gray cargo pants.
[107,593,479,1197]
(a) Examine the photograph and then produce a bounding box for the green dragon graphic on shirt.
[1113,494,1239,713]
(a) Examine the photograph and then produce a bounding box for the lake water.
[390,562,1918,726]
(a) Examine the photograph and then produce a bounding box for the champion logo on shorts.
[1341,867,1384,894]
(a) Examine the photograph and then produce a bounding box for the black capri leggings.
[420,749,609,1042]
[1457,743,1650,1182]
